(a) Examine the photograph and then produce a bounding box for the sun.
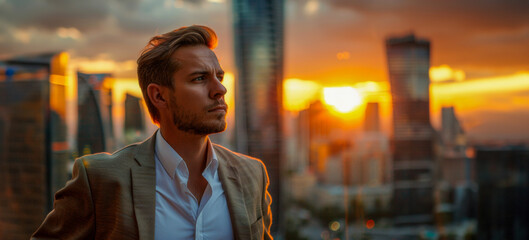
[322,87,362,113]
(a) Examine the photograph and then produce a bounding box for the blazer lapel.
[217,149,252,240]
[131,133,157,240]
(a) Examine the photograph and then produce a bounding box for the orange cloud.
[430,71,529,131]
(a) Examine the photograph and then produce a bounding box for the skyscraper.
[364,102,380,133]
[441,106,465,151]
[0,52,70,239]
[123,93,145,144]
[386,34,435,225]
[476,146,529,240]
[77,72,114,155]
[440,106,469,185]
[232,0,284,231]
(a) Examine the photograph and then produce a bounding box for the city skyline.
[2,1,529,239]
[1,0,527,143]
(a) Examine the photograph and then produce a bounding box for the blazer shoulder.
[212,144,265,169]
[79,142,142,168]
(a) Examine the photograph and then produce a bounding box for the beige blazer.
[32,132,272,240]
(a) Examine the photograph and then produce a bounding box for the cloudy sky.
[1,0,529,141]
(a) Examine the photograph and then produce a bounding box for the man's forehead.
[172,45,218,61]
[172,45,222,73]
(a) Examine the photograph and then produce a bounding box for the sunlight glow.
[354,81,382,93]
[222,72,235,128]
[432,71,529,96]
[430,71,529,129]
[283,78,321,112]
[430,64,465,82]
[322,87,362,113]
[73,58,136,73]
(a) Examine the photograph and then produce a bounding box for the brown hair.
[137,25,218,124]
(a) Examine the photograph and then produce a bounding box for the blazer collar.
[129,132,251,240]
[131,131,157,240]
[133,131,157,168]
[215,145,252,240]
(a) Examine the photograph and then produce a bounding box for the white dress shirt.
[154,131,234,240]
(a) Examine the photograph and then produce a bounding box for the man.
[32,25,272,240]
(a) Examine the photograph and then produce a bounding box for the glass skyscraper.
[123,93,145,144]
[386,34,435,225]
[0,52,70,239]
[232,0,284,232]
[77,72,114,155]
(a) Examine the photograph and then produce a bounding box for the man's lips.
[208,105,227,113]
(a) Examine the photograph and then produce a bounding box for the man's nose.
[210,77,227,99]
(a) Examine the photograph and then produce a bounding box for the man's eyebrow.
[187,70,224,77]
[188,70,225,76]
[187,71,209,77]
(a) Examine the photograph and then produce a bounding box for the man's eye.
[217,75,224,82]
[193,76,205,81]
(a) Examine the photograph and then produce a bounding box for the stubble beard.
[170,97,227,135]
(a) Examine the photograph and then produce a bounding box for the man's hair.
[137,25,218,124]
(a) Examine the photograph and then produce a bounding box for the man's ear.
[147,83,168,110]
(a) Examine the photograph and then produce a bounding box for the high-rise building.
[123,93,145,144]
[0,53,70,239]
[438,107,475,224]
[364,102,380,133]
[440,106,470,185]
[476,146,529,240]
[232,0,284,231]
[386,34,435,225]
[77,72,114,155]
[441,107,465,152]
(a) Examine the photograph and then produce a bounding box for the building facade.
[476,146,529,240]
[123,93,146,144]
[77,72,114,155]
[232,0,285,231]
[386,34,435,225]
[0,53,70,239]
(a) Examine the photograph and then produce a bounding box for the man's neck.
[159,127,209,175]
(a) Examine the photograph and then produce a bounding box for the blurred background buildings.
[1,0,529,239]
[232,0,285,232]
[77,72,114,155]
[0,53,70,239]
[386,34,434,226]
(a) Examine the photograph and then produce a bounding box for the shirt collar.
[155,130,218,179]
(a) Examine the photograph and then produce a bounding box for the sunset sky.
[1,0,528,142]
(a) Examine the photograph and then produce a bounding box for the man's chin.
[211,122,227,134]
[183,121,226,135]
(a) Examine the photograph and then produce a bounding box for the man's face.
[166,45,227,135]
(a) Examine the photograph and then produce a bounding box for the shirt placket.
[175,164,201,238]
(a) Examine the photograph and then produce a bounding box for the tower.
[364,102,380,133]
[386,34,435,225]
[0,52,70,239]
[77,72,114,155]
[123,93,145,144]
[232,0,284,232]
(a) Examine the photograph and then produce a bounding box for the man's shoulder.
[79,142,143,168]
[212,144,265,169]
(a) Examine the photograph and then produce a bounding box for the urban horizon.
[1,0,528,240]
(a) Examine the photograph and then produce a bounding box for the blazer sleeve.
[261,162,273,240]
[31,158,95,240]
